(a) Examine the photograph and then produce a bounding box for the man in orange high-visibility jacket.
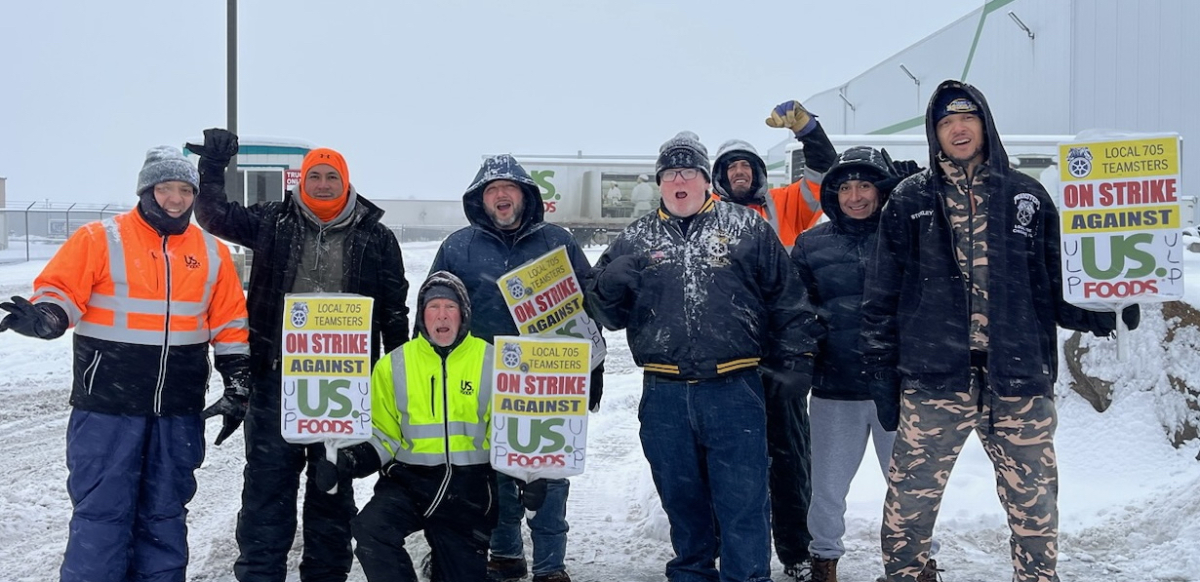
[709,100,836,581]
[0,145,251,582]
[712,100,837,254]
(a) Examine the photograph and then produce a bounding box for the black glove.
[868,371,901,432]
[760,356,815,403]
[596,254,647,299]
[1089,304,1142,336]
[202,354,252,446]
[0,296,67,339]
[185,128,239,174]
[308,441,382,493]
[517,478,549,511]
[589,363,605,412]
[873,148,924,194]
[1121,304,1140,330]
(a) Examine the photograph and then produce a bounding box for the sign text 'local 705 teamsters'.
[490,336,591,482]
[279,293,375,444]
[1058,133,1185,307]
[496,246,606,370]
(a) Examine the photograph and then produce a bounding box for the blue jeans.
[639,371,773,582]
[489,474,570,575]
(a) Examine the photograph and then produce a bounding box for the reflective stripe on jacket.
[32,209,249,415]
[369,334,494,467]
[761,177,823,250]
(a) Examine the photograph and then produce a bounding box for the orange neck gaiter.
[299,148,351,222]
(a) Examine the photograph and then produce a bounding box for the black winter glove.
[1089,304,1141,336]
[185,128,240,174]
[867,371,901,432]
[1121,304,1140,331]
[0,296,67,339]
[517,478,549,511]
[873,149,924,194]
[203,354,252,446]
[760,356,815,404]
[308,441,382,493]
[589,363,605,412]
[596,254,647,299]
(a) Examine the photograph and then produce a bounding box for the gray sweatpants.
[807,396,896,560]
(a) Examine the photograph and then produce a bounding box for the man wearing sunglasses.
[585,131,821,582]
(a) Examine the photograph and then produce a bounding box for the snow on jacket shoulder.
[32,209,249,415]
[430,154,592,344]
[586,197,820,380]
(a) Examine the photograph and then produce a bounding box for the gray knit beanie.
[655,131,711,185]
[137,146,200,196]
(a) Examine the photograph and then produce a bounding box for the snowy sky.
[1,0,986,206]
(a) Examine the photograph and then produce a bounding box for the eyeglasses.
[659,168,700,182]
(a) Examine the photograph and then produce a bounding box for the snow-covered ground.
[1,240,1198,582]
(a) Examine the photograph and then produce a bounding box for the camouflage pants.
[881,368,1058,582]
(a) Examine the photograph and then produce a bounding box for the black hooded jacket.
[860,80,1117,397]
[429,154,593,344]
[791,147,893,401]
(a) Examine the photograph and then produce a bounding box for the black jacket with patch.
[860,80,1116,397]
[587,197,820,380]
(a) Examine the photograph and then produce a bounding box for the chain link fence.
[1,201,464,265]
[0,202,131,264]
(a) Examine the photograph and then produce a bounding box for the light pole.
[226,0,238,200]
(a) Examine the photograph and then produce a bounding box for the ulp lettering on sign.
[1058,134,1184,309]
[490,336,591,482]
[280,294,375,445]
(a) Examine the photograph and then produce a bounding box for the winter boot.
[811,557,838,582]
[487,556,529,582]
[531,571,571,582]
[782,558,813,581]
[916,558,944,582]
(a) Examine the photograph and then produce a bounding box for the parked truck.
[514,153,789,246]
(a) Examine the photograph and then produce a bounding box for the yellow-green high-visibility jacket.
[369,333,494,467]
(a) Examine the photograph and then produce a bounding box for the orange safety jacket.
[32,208,249,415]
[715,178,823,251]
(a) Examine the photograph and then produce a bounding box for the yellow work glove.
[765,100,816,136]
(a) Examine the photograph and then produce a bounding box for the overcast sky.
[1,0,984,206]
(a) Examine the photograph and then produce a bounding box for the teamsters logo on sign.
[1057,134,1184,307]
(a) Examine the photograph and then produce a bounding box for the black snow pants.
[353,464,498,582]
[234,373,358,582]
[766,389,814,567]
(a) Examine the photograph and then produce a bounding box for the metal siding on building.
[1071,0,1196,204]
[797,0,1196,191]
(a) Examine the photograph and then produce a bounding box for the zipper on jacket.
[936,186,975,373]
[154,236,172,414]
[424,356,455,518]
[83,350,103,395]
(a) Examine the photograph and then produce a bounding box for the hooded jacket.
[791,147,894,401]
[711,126,836,250]
[860,80,1118,397]
[430,154,593,344]
[586,196,821,379]
[368,272,494,517]
[194,180,410,378]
